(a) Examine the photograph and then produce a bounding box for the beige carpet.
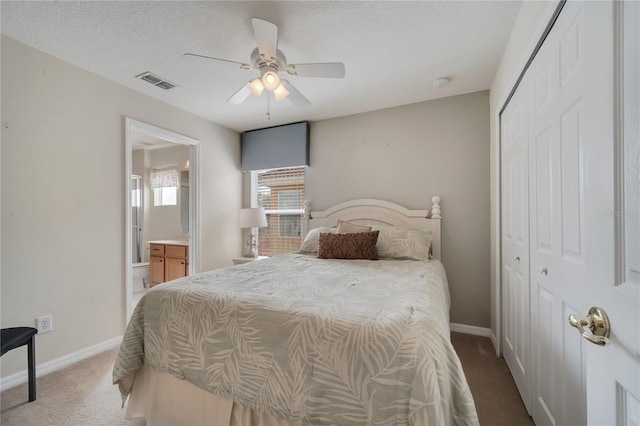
[1,349,144,426]
[451,332,534,426]
[1,334,533,425]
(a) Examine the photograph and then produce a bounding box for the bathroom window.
[153,187,177,206]
[151,167,179,206]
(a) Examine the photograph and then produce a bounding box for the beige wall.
[307,91,491,327]
[489,1,556,348]
[0,36,242,378]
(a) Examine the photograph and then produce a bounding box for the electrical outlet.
[36,314,53,334]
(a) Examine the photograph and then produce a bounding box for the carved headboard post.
[430,196,442,260]
[431,196,441,219]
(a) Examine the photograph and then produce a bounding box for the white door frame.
[124,117,200,321]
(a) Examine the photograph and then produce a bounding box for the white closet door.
[500,74,531,413]
[527,2,592,424]
[500,2,638,424]
[526,1,638,425]
[585,1,639,423]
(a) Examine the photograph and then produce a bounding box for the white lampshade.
[248,78,264,97]
[261,70,281,91]
[239,207,268,229]
[272,83,289,101]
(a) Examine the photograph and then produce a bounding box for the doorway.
[124,118,200,321]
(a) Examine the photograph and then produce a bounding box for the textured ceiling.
[1,1,521,132]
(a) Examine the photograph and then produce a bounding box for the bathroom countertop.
[147,240,190,246]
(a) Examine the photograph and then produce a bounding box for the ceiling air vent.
[135,71,178,90]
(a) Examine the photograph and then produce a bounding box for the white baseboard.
[0,335,122,392]
[489,330,500,355]
[450,322,492,337]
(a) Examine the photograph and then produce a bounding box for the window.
[278,190,303,238]
[151,167,179,206]
[251,166,305,256]
[153,187,177,206]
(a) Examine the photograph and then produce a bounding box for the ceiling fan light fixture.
[262,70,281,91]
[273,83,289,101]
[188,18,345,109]
[248,78,265,97]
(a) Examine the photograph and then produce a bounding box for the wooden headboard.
[303,197,442,261]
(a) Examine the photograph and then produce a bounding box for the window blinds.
[252,167,306,256]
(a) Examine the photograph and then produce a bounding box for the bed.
[113,197,479,425]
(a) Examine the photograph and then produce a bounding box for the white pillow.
[372,226,433,261]
[297,227,335,254]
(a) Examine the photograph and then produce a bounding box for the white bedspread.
[114,254,478,425]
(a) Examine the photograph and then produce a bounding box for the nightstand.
[232,256,267,265]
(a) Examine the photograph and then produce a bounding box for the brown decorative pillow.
[336,219,372,234]
[317,231,379,260]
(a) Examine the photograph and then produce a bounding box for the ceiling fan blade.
[251,18,278,61]
[183,53,252,69]
[281,80,311,107]
[226,82,253,104]
[287,62,345,78]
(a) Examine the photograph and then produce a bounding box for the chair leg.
[27,336,36,402]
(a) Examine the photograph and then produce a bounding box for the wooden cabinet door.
[165,256,187,282]
[150,256,164,287]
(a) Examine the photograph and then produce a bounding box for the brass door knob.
[568,307,611,346]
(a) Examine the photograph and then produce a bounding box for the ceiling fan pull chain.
[266,92,271,120]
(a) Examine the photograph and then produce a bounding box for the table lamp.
[239,207,268,257]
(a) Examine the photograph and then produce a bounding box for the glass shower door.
[131,175,143,263]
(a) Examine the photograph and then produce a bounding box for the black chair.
[1,327,37,401]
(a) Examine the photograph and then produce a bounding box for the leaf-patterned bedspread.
[113,254,478,425]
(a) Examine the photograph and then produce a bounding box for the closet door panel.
[528,3,590,425]
[501,74,531,412]
[561,303,588,426]
[534,286,556,423]
[534,128,552,252]
[559,102,584,260]
[528,20,560,424]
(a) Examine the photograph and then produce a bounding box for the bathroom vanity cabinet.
[148,241,189,286]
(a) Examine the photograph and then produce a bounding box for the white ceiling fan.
[184,18,345,107]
